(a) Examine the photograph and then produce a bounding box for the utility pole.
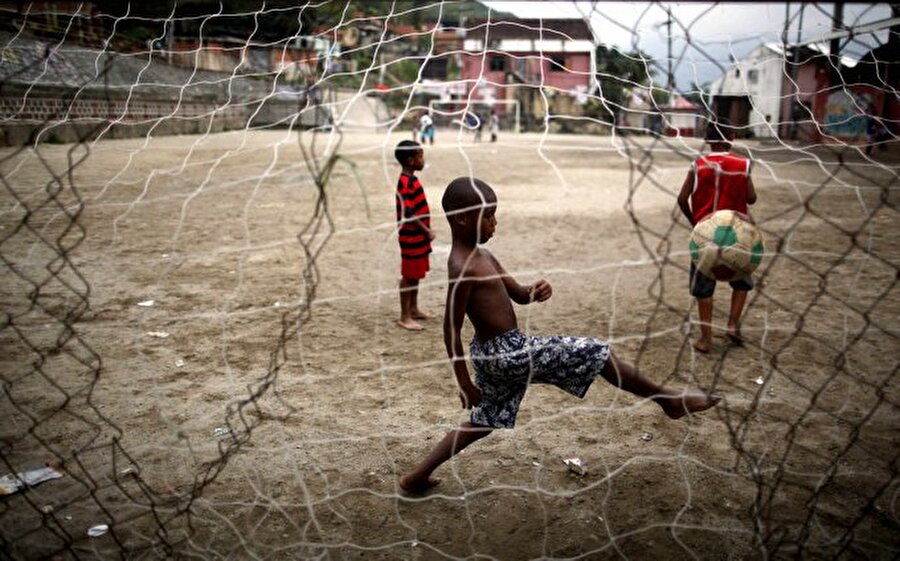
[829,2,844,85]
[666,4,673,101]
[785,2,805,140]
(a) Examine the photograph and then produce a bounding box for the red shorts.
[401,256,430,280]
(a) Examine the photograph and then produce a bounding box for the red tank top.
[690,152,750,223]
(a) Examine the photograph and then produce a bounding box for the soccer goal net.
[0,2,897,559]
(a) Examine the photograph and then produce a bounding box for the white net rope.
[0,2,897,559]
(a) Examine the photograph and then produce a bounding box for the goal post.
[428,98,521,134]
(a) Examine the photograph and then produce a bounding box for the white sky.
[480,2,893,89]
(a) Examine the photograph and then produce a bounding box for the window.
[748,69,759,84]
[550,55,566,72]
[515,58,526,77]
[489,56,506,72]
[734,68,741,78]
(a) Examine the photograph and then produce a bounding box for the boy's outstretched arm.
[486,251,552,304]
[444,270,481,409]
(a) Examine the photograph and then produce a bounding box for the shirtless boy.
[400,177,721,493]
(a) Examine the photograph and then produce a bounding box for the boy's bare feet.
[399,474,441,495]
[693,338,712,353]
[411,310,432,320]
[660,391,721,420]
[397,318,425,331]
[726,327,743,346]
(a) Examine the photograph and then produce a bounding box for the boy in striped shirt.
[395,140,436,330]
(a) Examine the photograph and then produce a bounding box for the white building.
[709,38,872,138]
[708,44,788,138]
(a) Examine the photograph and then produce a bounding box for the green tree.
[592,44,656,123]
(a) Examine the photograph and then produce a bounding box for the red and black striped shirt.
[396,173,432,260]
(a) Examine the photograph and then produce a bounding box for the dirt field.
[1,128,898,559]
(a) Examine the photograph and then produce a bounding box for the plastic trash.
[563,457,588,476]
[137,300,155,307]
[640,432,654,442]
[0,465,63,496]
[87,524,108,537]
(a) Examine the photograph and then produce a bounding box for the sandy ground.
[1,128,898,559]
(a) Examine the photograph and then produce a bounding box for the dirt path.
[1,130,897,559]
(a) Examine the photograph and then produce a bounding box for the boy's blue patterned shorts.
[468,329,610,429]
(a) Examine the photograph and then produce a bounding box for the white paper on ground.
[0,465,63,496]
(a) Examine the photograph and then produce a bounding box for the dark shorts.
[690,264,753,298]
[401,255,429,280]
[469,329,610,429]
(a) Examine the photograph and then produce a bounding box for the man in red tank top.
[677,124,758,352]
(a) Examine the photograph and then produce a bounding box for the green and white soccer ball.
[689,210,764,281]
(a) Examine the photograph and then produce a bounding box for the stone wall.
[0,83,321,146]
[0,31,391,146]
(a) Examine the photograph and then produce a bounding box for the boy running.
[400,177,721,493]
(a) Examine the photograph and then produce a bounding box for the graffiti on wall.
[824,90,874,137]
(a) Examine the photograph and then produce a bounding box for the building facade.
[456,18,595,126]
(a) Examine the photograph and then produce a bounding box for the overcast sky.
[480,2,894,90]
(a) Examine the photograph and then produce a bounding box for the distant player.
[677,124,758,352]
[419,112,435,145]
[399,177,721,493]
[489,109,499,142]
[395,140,435,331]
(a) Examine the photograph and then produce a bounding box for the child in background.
[419,112,435,145]
[489,110,499,142]
[395,141,435,331]
[677,124,758,352]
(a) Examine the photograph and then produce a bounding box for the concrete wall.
[0,83,329,146]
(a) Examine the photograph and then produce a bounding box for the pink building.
[661,96,702,137]
[458,18,594,118]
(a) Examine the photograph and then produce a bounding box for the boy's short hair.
[442,176,496,215]
[705,122,734,143]
[395,140,421,165]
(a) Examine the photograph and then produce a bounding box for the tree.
[593,44,656,124]
[595,45,655,105]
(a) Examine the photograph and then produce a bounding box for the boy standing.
[489,109,500,142]
[419,112,435,145]
[400,177,720,493]
[677,124,758,352]
[395,140,435,331]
